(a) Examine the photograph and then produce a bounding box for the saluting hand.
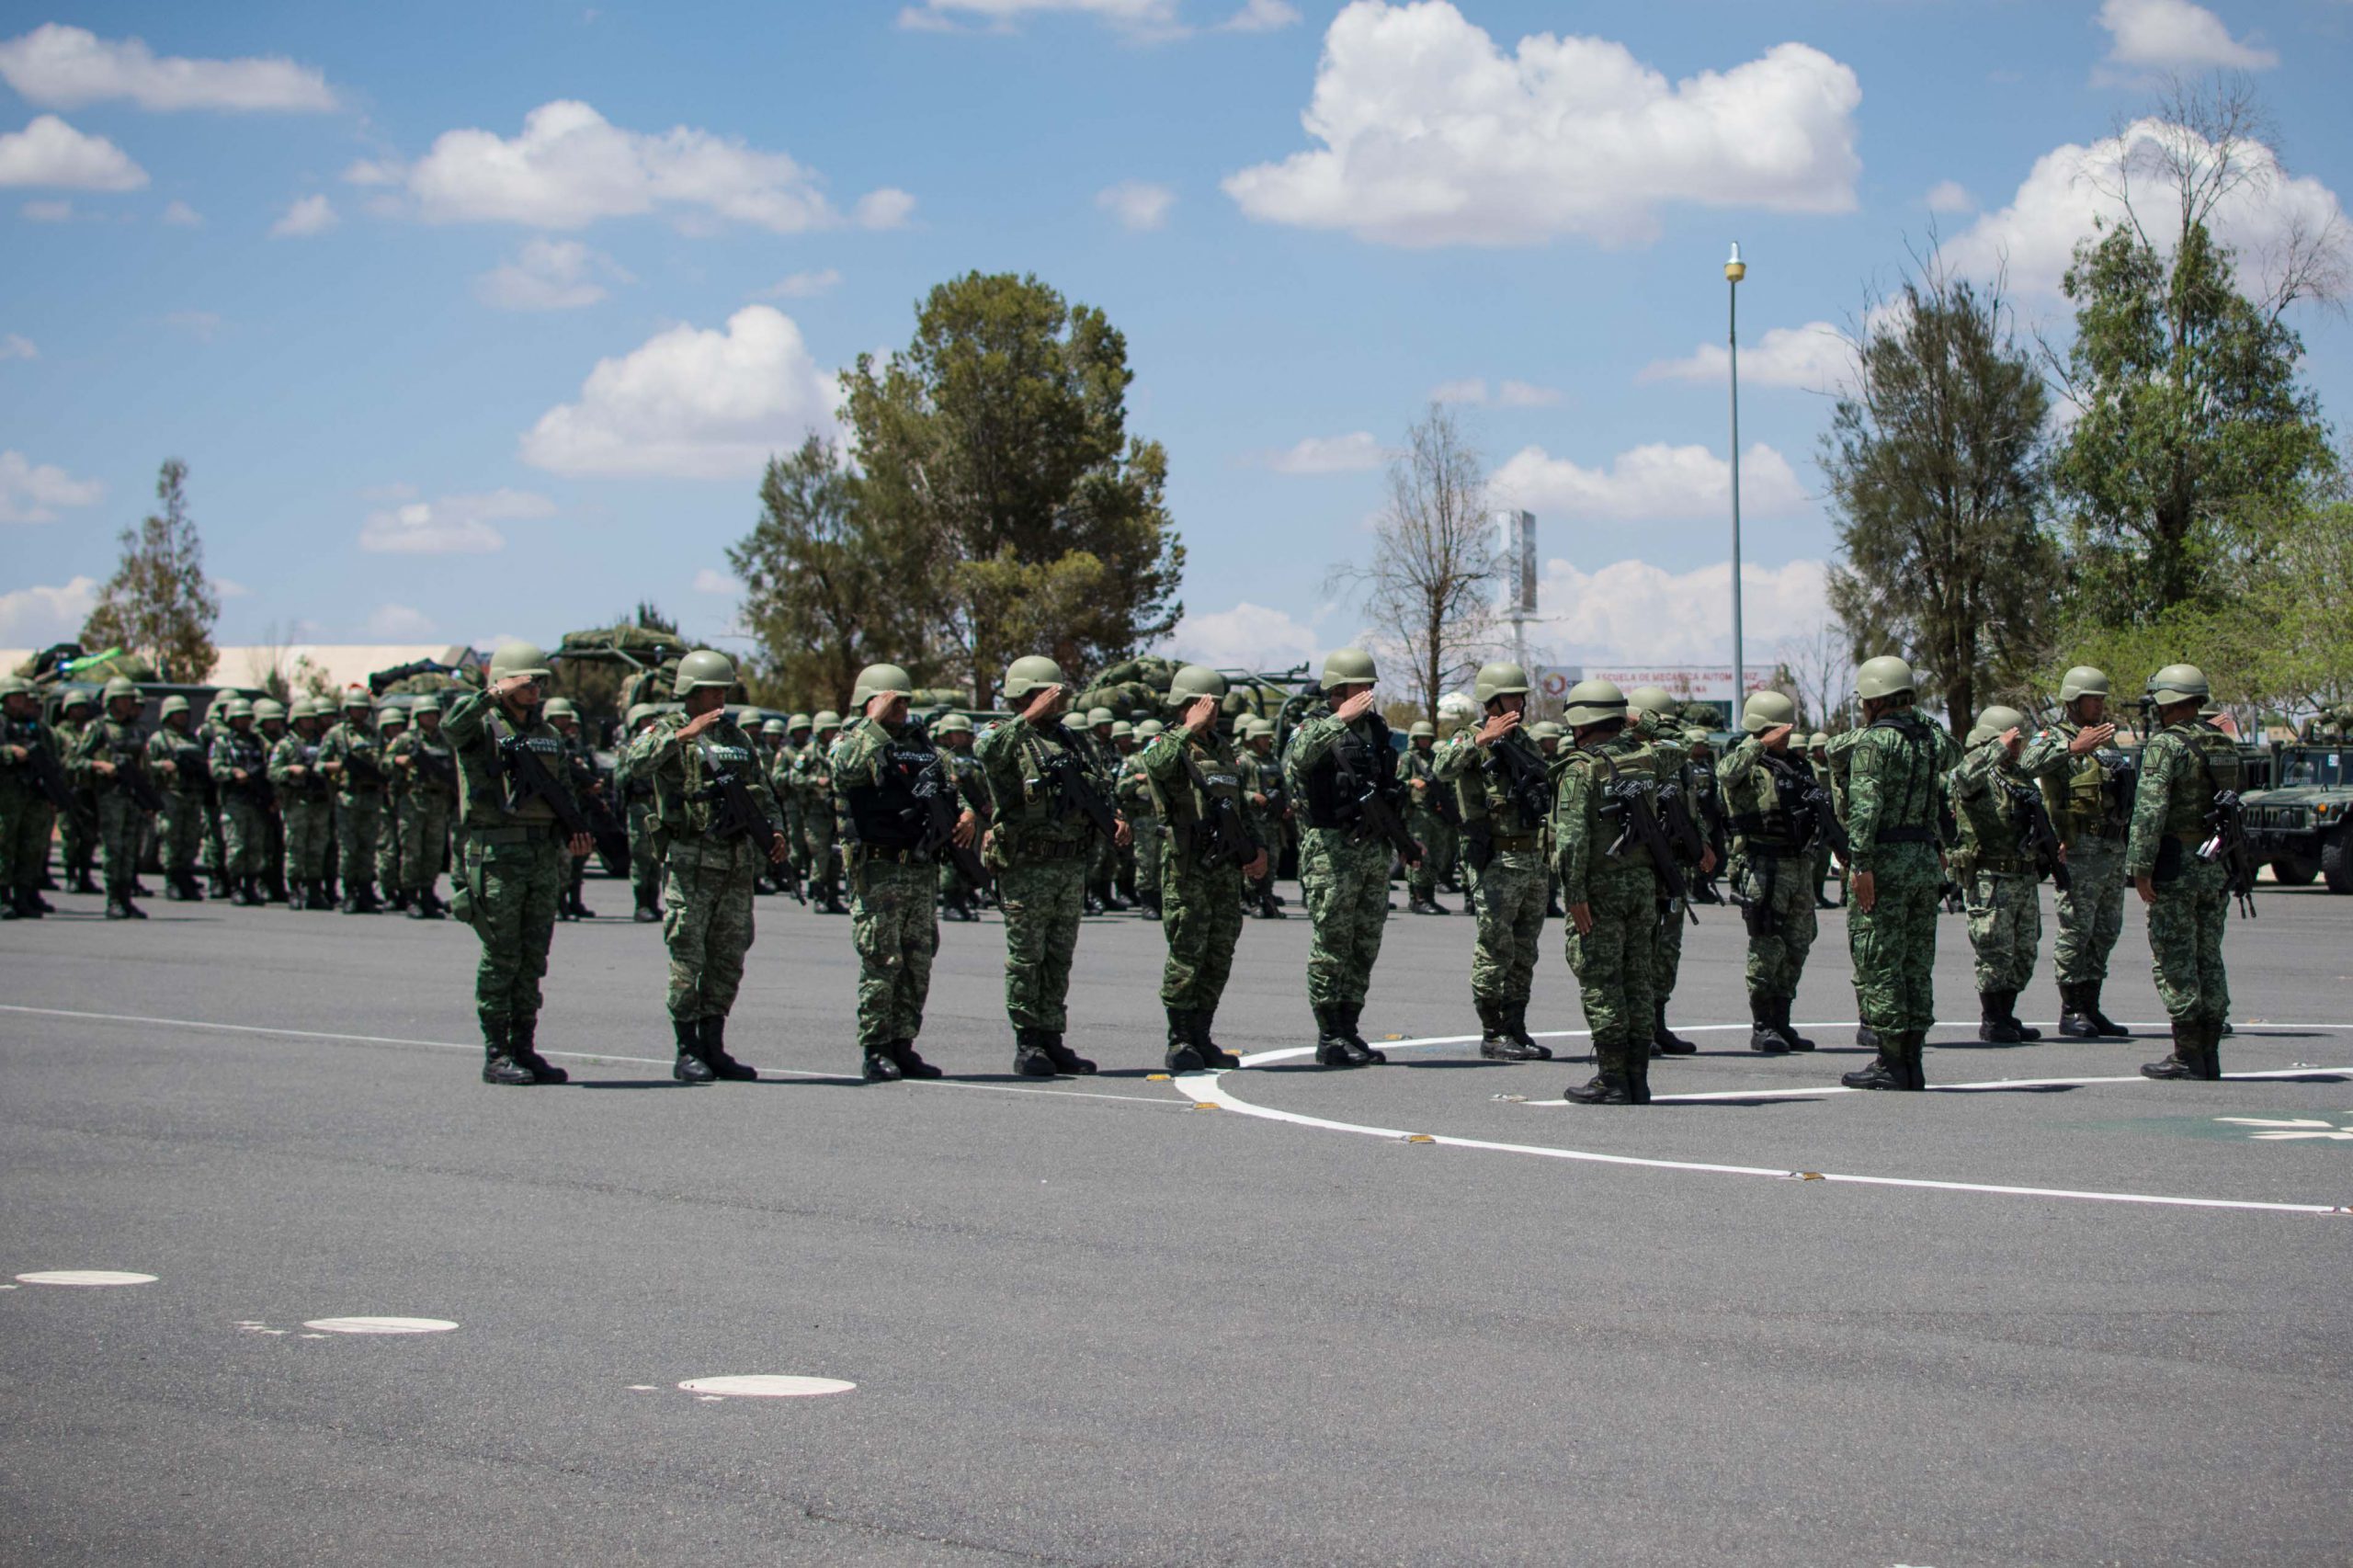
[678,708,725,740]
[1476,710,1519,745]
[1334,688,1378,723]
[1181,695,1219,734]
[2069,722,2116,756]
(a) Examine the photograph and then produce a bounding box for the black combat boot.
[1653,1002,1697,1057]
[308,881,335,911]
[1191,1009,1241,1070]
[1747,994,1790,1054]
[2200,1017,2225,1081]
[2056,982,2101,1040]
[570,891,595,920]
[1165,1007,1207,1074]
[509,1015,566,1083]
[1856,1020,1880,1051]
[1083,892,1105,916]
[1013,1027,1060,1078]
[2141,1019,2197,1080]
[633,885,660,923]
[163,872,190,902]
[862,1043,904,1082]
[1563,1060,1634,1104]
[267,872,289,903]
[2083,983,2127,1038]
[1312,1005,1356,1067]
[1336,1002,1386,1065]
[1140,891,1162,923]
[1042,1031,1097,1075]
[1256,887,1286,919]
[244,876,268,907]
[207,866,229,899]
[1544,891,1565,919]
[1841,1038,1903,1090]
[1626,1050,1653,1105]
[672,1017,716,1084]
[104,894,131,920]
[1,891,18,921]
[1776,997,1816,1051]
[890,1040,943,1079]
[480,1016,536,1085]
[2004,993,2040,1041]
[1505,1003,1552,1061]
[407,888,433,919]
[119,889,146,919]
[1978,990,2023,1044]
[1900,1032,1928,1091]
[699,1017,756,1081]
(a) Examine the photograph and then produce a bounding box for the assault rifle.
[1759,750,1849,859]
[2200,787,2259,918]
[1487,733,1555,830]
[683,736,783,871]
[1599,776,1690,913]
[412,745,458,794]
[1044,737,1121,843]
[2097,749,2138,821]
[1332,732,1419,864]
[108,744,165,812]
[339,744,387,790]
[290,743,333,800]
[1179,748,1261,870]
[2000,777,2072,892]
[7,722,75,812]
[491,718,631,876]
[915,749,989,891]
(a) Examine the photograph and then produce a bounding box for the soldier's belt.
[1006,835,1091,860]
[1487,832,1540,851]
[1971,856,2029,875]
[471,823,563,845]
[851,844,926,865]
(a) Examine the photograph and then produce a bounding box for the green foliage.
[1822,265,2055,734]
[81,459,220,685]
[840,271,1184,706]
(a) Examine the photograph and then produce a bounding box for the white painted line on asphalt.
[14,1270,156,1286]
[302,1316,459,1335]
[677,1375,856,1398]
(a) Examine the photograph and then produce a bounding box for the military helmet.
[61,688,96,711]
[934,712,973,735]
[2199,700,2222,721]
[1245,718,1275,739]
[1741,690,1798,734]
[222,698,254,720]
[1808,731,1830,749]
[159,695,191,718]
[1856,655,1916,700]
[1473,661,1531,705]
[1968,704,2028,746]
[1321,647,1377,688]
[1086,706,1115,728]
[340,687,371,710]
[408,695,439,716]
[2058,665,2109,703]
[1530,720,1564,742]
[287,698,314,721]
[1135,719,1164,738]
[624,701,656,730]
[0,674,28,699]
[1409,719,1435,738]
[1110,720,1133,740]
[1627,684,1678,715]
[761,718,787,735]
[488,642,552,682]
[787,712,811,732]
[672,649,735,699]
[102,676,139,704]
[1563,678,1629,728]
[255,698,286,722]
[1001,654,1067,703]
[376,708,407,732]
[851,663,915,709]
[2147,664,2210,705]
[541,697,576,719]
[1168,665,1229,705]
[812,709,842,731]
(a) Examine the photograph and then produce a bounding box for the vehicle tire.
[2324,825,2353,895]
[2270,854,2319,886]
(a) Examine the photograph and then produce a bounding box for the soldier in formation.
[1285,647,1412,1067]
[627,650,787,1085]
[1627,687,1715,1059]
[374,707,410,910]
[2019,666,2133,1040]
[2128,665,2241,1081]
[146,695,210,902]
[1080,705,1126,915]
[1433,662,1554,1061]
[792,710,847,915]
[1949,705,2050,1044]
[0,675,63,918]
[1808,732,1842,908]
[1403,719,1456,915]
[54,687,99,894]
[69,677,159,920]
[1716,691,1821,1054]
[616,702,664,922]
[776,712,813,894]
[544,697,598,921]
[1242,718,1288,919]
[252,698,290,903]
[1114,716,1164,921]
[208,699,271,907]
[1139,665,1256,1073]
[270,699,336,910]
[317,688,389,914]
[933,712,989,922]
[833,664,965,1082]
[1550,679,1665,1104]
[975,656,1126,1077]
[389,695,458,919]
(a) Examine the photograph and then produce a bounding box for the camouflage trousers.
[1654,883,1689,1003]
[627,801,661,905]
[2052,833,2127,985]
[1848,846,1942,1035]
[1734,852,1817,1001]
[1131,816,1164,902]
[1159,855,1245,1012]
[401,791,451,892]
[335,794,383,886]
[96,790,148,893]
[1301,827,1392,1009]
[60,788,93,871]
[662,835,762,1022]
[221,797,268,878]
[2148,858,2230,1024]
[1407,813,1454,901]
[998,853,1088,1030]
[0,787,54,891]
[1962,867,2042,994]
[157,790,207,874]
[461,831,565,1024]
[283,798,332,881]
[851,853,938,1050]
[377,797,404,891]
[1469,849,1547,1006]
[780,795,809,880]
[802,815,840,903]
[1566,868,1658,1071]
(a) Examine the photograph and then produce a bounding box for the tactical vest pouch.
[2153,834,2185,883]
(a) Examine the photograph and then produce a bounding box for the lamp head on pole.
[1724,241,1746,284]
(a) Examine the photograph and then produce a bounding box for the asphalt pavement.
[4,869,2350,1566]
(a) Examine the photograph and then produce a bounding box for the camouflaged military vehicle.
[2244,733,2353,892]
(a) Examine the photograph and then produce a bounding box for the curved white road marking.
[301,1316,458,1335]
[1188,1025,2353,1216]
[15,1270,156,1287]
[678,1375,855,1398]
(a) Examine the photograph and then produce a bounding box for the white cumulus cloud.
[692,567,744,596]
[269,192,336,237]
[1223,1,1860,247]
[0,333,36,359]
[362,99,910,235]
[1098,179,1175,231]
[365,603,438,639]
[1641,321,1851,391]
[1946,119,2347,298]
[1491,442,1805,522]
[520,305,839,480]
[1529,556,1829,665]
[0,114,146,189]
[759,267,841,299]
[1925,179,1974,214]
[1256,431,1387,474]
[0,574,98,643]
[2096,0,2275,73]
[0,449,104,522]
[0,23,337,111]
[159,198,201,225]
[474,237,628,310]
[1166,600,1324,670]
[358,489,555,554]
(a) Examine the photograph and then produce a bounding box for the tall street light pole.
[1725,241,1746,714]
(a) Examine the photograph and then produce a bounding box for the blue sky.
[3,0,2348,680]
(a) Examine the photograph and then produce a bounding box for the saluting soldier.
[1402,720,1455,915]
[2127,665,2243,1081]
[1717,691,1822,1054]
[1550,680,1666,1105]
[1140,666,1259,1073]
[1432,662,1554,1062]
[2018,666,2134,1039]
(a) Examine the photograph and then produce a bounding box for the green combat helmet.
[1529,720,1564,743]
[1474,662,1531,705]
[1134,718,1164,739]
[1968,704,2028,747]
[1563,678,1629,728]
[761,719,787,737]
[1086,706,1116,730]
[1409,719,1435,739]
[2147,664,2210,706]
[254,698,286,724]
[541,697,576,721]
[787,711,811,733]
[1628,684,1679,717]
[624,701,656,731]
[1742,690,1798,734]
[102,676,139,707]
[1110,720,1133,741]
[1167,664,1229,708]
[1856,655,1916,700]
[812,710,842,733]
[341,687,371,712]
[672,649,736,699]
[2059,665,2109,704]
[1001,655,1067,704]
[851,663,915,709]
[488,642,553,683]
[222,698,254,721]
[1808,731,1830,750]
[1321,647,1377,689]
[158,695,190,719]
[377,708,408,733]
[933,712,973,736]
[408,695,439,717]
[0,675,28,699]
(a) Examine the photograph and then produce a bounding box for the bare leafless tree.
[1777,619,1852,733]
[1327,405,1499,723]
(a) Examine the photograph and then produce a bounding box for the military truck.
[2243,739,2353,892]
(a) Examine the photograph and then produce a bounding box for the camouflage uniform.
[0,682,62,916]
[1551,706,1665,1103]
[835,707,949,1074]
[1284,676,1406,1062]
[269,711,336,905]
[1114,742,1164,918]
[147,707,210,897]
[632,705,781,1046]
[389,705,459,916]
[54,699,98,892]
[68,689,156,917]
[1403,728,1456,912]
[2126,680,2241,1080]
[2019,687,2135,1036]
[317,700,390,911]
[776,718,813,885]
[1949,726,2045,1031]
[933,720,989,921]
[1631,700,1711,1054]
[1242,728,1288,918]
[208,712,271,903]
[1808,736,1842,906]
[373,712,409,905]
[792,719,846,913]
[615,707,664,920]
[1841,678,1960,1090]
[1718,727,1820,1051]
[1140,690,1254,1069]
[1431,696,1552,1059]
